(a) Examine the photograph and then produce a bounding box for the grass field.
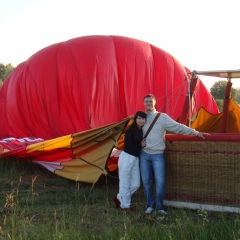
[0,158,240,240]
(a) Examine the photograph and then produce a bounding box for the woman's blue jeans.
[140,151,165,210]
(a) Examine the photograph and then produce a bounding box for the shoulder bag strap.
[144,113,161,139]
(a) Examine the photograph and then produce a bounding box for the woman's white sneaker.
[145,207,154,214]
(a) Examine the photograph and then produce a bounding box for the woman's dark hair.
[129,111,147,142]
[133,111,147,123]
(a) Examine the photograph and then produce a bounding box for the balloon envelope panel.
[0,35,218,139]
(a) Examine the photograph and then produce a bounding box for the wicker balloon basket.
[165,133,240,207]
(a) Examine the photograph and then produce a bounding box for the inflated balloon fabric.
[0,35,218,139]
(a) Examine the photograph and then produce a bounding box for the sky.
[1,0,240,89]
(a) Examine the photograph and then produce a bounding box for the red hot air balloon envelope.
[0,35,218,183]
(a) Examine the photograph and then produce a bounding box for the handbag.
[143,113,161,139]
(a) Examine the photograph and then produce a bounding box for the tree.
[215,99,224,111]
[235,87,240,104]
[0,63,6,81]
[210,80,240,110]
[2,63,14,81]
[0,63,14,88]
[210,80,227,100]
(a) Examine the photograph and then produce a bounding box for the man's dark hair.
[143,94,156,101]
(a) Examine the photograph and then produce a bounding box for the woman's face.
[136,116,146,128]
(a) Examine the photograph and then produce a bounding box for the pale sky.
[1,0,240,89]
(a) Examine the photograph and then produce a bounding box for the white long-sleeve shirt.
[142,109,199,154]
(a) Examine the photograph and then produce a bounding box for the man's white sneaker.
[145,207,154,214]
[158,209,167,215]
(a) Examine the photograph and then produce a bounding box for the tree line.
[0,63,14,87]
[0,63,239,110]
[210,81,240,110]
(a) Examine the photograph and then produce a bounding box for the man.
[140,94,208,215]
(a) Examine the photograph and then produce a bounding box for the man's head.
[143,94,156,112]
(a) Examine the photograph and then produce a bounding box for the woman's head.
[134,111,147,128]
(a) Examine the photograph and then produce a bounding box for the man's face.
[144,97,156,111]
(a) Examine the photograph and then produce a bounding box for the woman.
[114,111,147,211]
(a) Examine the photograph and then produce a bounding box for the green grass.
[0,158,240,240]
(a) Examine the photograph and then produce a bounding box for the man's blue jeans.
[140,151,165,210]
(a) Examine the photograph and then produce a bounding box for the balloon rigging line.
[64,41,90,128]
[92,136,117,143]
[157,78,188,116]
[78,157,105,172]
[187,74,192,127]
